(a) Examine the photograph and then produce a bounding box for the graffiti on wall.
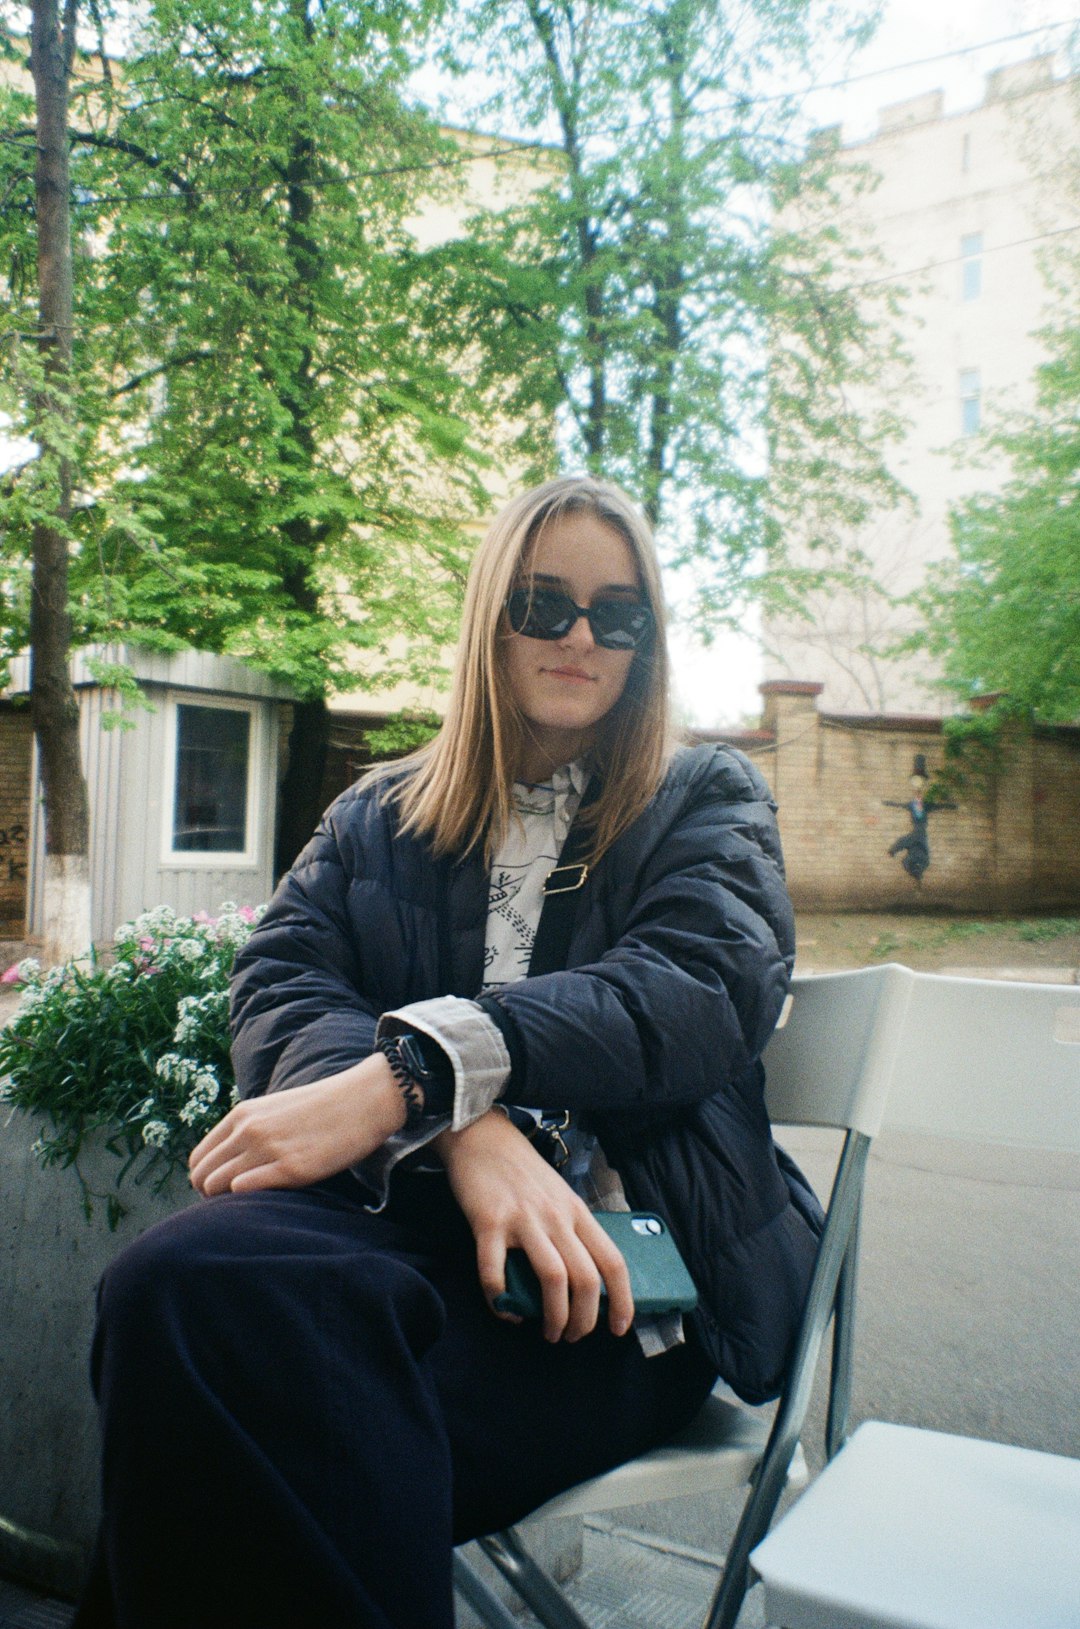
[884,755,956,885]
[0,822,28,888]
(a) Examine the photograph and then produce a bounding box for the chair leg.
[453,1550,530,1629]
[702,1129,873,1629]
[826,1217,860,1461]
[477,1528,593,1629]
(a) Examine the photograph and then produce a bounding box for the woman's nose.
[558,609,597,650]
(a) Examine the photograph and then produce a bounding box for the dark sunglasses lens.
[588,600,654,650]
[506,588,576,640]
[506,588,653,649]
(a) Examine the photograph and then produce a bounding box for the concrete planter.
[0,1108,196,1598]
[0,1110,582,1610]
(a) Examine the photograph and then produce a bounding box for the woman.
[76,475,820,1629]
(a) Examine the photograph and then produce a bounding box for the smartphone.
[492,1211,698,1320]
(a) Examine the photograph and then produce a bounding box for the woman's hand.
[435,1110,634,1345]
[188,1054,406,1197]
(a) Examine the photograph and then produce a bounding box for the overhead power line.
[784,18,1078,105]
[845,222,1080,294]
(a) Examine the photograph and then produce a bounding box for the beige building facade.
[764,55,1079,715]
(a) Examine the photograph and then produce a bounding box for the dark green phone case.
[493,1211,698,1320]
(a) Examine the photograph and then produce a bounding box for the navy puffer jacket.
[230,742,823,1403]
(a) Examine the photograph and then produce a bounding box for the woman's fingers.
[440,1111,636,1343]
[186,1057,407,1197]
[585,1219,635,1338]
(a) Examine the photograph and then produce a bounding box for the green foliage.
[1,0,499,698]
[438,0,903,625]
[912,307,1080,725]
[362,708,441,758]
[0,903,258,1223]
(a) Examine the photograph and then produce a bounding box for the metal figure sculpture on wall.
[885,754,957,885]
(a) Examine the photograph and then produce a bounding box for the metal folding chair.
[454,962,920,1629]
[750,971,1080,1629]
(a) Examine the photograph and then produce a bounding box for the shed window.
[171,703,251,854]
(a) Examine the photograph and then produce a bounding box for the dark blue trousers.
[74,1172,716,1629]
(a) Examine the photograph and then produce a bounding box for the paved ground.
[3,913,1078,1626]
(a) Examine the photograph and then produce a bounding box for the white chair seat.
[750,1420,1080,1629]
[530,1389,807,1522]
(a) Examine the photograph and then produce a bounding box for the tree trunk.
[274,698,330,877]
[29,0,92,962]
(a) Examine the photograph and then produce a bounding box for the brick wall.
[0,704,32,933]
[711,683,1080,913]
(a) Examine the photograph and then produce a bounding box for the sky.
[671,0,1078,730]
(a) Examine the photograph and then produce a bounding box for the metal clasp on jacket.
[543,862,589,894]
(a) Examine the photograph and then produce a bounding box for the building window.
[164,698,257,863]
[959,369,981,436]
[961,232,982,301]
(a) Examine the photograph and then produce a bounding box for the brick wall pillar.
[759,682,823,902]
[759,681,823,810]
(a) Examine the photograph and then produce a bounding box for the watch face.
[398,1034,431,1082]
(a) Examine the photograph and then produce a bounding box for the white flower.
[175,939,206,962]
[178,1067,221,1124]
[16,957,42,981]
[155,1052,197,1086]
[142,1120,171,1148]
[106,961,131,982]
[30,1136,49,1157]
[113,924,136,945]
[0,1079,13,1102]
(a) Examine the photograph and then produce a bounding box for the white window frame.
[161,692,261,868]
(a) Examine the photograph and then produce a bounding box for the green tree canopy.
[2,0,526,860]
[436,0,906,623]
[915,309,1080,725]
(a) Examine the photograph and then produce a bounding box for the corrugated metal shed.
[9,647,294,944]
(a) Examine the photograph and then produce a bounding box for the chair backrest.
[882,972,1080,1153]
[764,965,1080,1154]
[763,964,916,1137]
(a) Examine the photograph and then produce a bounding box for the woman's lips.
[543,666,596,683]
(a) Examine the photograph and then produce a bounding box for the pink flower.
[1,964,22,985]
[237,906,257,922]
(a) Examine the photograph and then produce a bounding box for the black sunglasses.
[505,586,654,651]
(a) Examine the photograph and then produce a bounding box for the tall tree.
[440,0,904,622]
[13,0,93,959]
[3,0,505,868]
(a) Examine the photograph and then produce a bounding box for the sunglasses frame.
[504,585,654,652]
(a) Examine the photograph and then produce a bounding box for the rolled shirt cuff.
[376,994,511,1132]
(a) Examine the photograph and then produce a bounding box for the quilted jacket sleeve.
[478,744,794,1119]
[229,789,383,1099]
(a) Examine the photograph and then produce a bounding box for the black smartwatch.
[377,1030,455,1123]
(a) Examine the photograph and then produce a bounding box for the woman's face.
[502,510,644,782]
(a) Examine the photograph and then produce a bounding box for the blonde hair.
[385,475,674,863]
